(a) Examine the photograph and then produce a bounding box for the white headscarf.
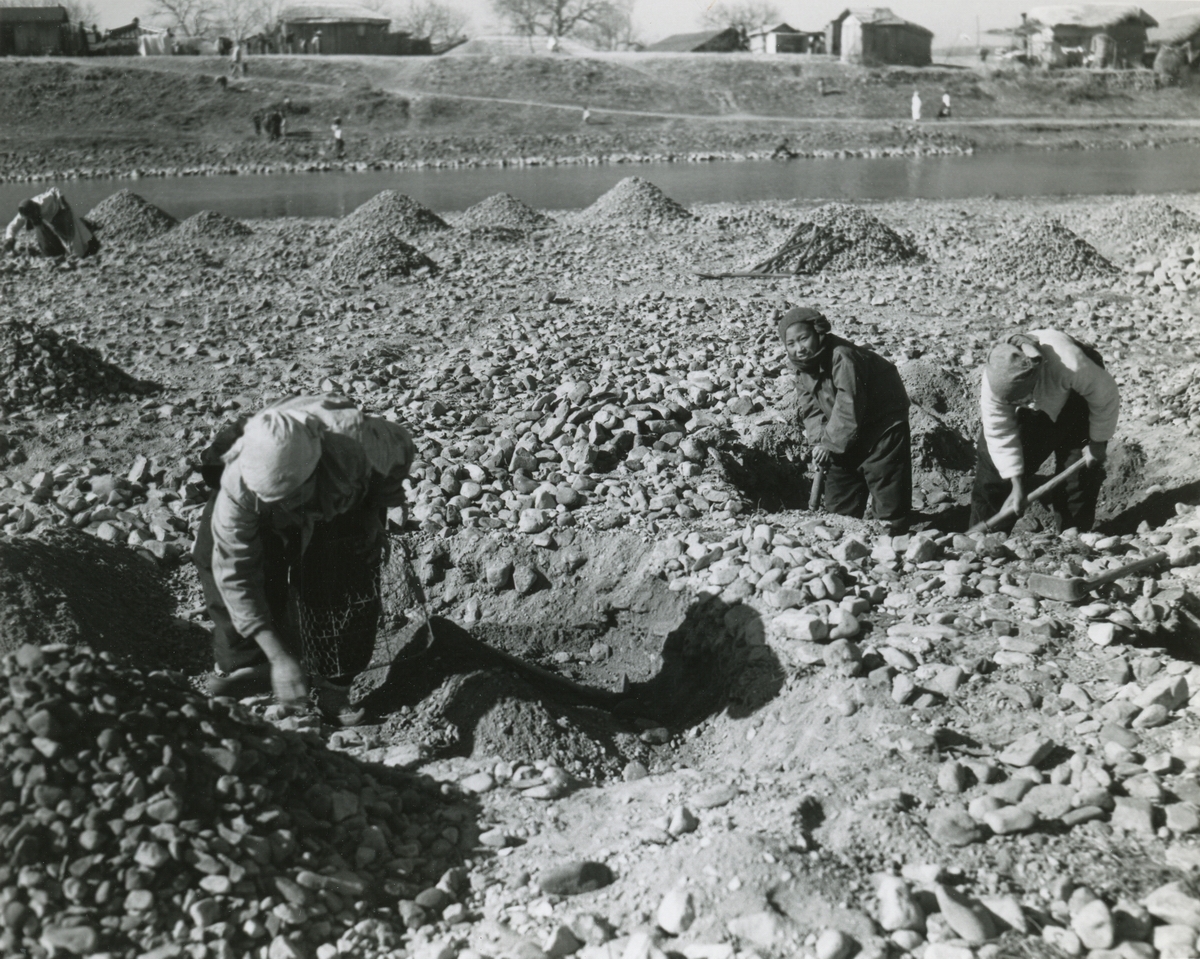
[229,409,323,502]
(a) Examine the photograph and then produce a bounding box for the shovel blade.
[1027,572,1088,602]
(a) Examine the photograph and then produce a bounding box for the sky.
[93,0,1199,46]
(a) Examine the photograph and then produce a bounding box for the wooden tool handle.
[1085,552,1168,589]
[809,468,826,511]
[968,457,1090,534]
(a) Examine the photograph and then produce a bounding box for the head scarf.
[17,199,40,225]
[230,409,323,502]
[985,337,1043,403]
[778,307,832,373]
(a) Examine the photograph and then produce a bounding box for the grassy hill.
[0,54,1197,178]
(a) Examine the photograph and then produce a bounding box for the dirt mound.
[0,319,156,413]
[0,640,471,959]
[1074,198,1200,256]
[456,193,554,232]
[322,231,437,284]
[168,209,253,242]
[85,189,177,242]
[580,177,693,227]
[898,359,976,424]
[334,190,449,241]
[0,529,199,669]
[974,216,1118,283]
[748,203,923,274]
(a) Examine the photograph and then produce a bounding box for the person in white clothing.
[3,188,98,258]
[970,329,1120,532]
[331,116,345,157]
[911,89,922,121]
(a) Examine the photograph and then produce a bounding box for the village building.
[825,8,933,66]
[748,23,825,54]
[1024,5,1157,68]
[0,5,85,57]
[278,3,430,55]
[1146,8,1200,67]
[645,28,744,53]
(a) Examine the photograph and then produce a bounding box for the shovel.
[968,457,1089,534]
[1026,552,1168,602]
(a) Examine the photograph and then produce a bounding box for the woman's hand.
[811,446,832,468]
[1002,476,1028,517]
[253,628,308,705]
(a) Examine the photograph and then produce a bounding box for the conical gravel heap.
[748,202,922,274]
[580,177,692,227]
[85,190,177,242]
[168,210,254,242]
[456,193,554,232]
[974,216,1117,283]
[0,642,469,959]
[323,231,437,283]
[0,319,155,414]
[333,190,449,241]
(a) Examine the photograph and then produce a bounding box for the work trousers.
[969,389,1105,532]
[820,418,912,525]
[194,495,381,684]
[31,225,99,258]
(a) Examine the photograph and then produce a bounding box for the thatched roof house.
[646,28,743,52]
[1024,5,1156,67]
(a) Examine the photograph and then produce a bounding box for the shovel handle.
[809,467,826,512]
[968,457,1090,534]
[1085,552,1169,590]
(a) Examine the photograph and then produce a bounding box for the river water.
[3,145,1199,221]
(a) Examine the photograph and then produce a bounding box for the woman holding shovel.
[780,307,912,533]
[193,395,414,723]
[970,329,1119,533]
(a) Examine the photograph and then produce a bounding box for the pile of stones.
[85,190,177,244]
[748,203,923,274]
[577,178,693,228]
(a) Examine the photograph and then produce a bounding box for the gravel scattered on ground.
[85,189,178,243]
[455,193,554,233]
[974,216,1118,283]
[748,202,923,274]
[578,176,693,227]
[334,190,449,241]
[1072,197,1200,260]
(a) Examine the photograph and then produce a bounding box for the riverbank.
[1,56,1199,184]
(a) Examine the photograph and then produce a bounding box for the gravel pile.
[85,190,177,243]
[323,231,437,284]
[334,191,448,241]
[579,177,692,227]
[748,203,922,274]
[0,641,471,959]
[168,210,253,243]
[456,193,554,232]
[974,216,1118,283]
[1075,198,1200,254]
[0,319,153,414]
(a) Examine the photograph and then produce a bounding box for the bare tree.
[699,0,780,37]
[0,0,100,26]
[492,0,626,40]
[393,0,469,44]
[211,0,277,38]
[145,0,218,36]
[575,0,635,49]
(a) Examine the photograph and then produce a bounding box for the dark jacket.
[794,334,909,456]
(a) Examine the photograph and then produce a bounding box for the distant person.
[252,111,263,136]
[581,104,591,125]
[312,30,321,54]
[910,89,922,121]
[937,92,951,119]
[299,36,308,54]
[817,77,826,96]
[266,109,283,141]
[3,189,99,259]
[230,40,245,77]
[547,35,559,53]
[332,116,345,157]
[283,96,293,115]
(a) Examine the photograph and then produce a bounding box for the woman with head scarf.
[971,330,1118,532]
[193,394,415,722]
[780,307,912,532]
[3,188,98,258]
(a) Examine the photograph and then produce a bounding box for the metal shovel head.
[1026,571,1090,602]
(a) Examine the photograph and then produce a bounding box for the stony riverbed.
[0,181,1198,959]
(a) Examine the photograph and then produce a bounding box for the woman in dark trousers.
[781,307,912,533]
